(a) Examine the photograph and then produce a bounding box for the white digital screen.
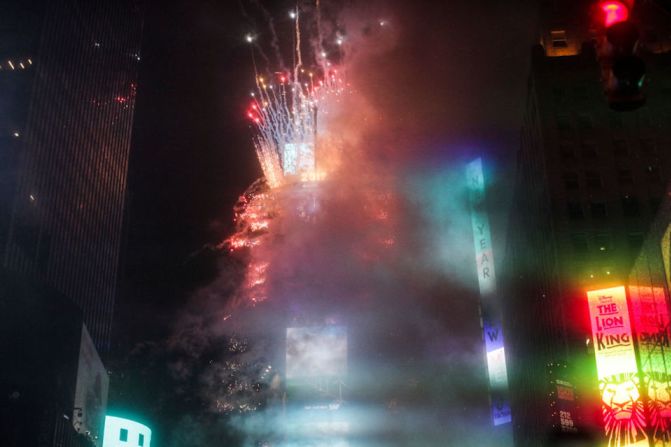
[283,142,315,176]
[286,326,347,379]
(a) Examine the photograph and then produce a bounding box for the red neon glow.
[600,1,629,27]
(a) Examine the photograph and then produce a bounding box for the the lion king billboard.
[587,286,648,446]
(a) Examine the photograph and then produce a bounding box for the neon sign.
[587,286,647,446]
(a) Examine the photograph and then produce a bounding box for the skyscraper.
[0,0,143,350]
[502,1,671,444]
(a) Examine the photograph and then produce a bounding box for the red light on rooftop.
[600,1,629,27]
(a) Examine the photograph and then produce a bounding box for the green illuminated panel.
[102,416,151,447]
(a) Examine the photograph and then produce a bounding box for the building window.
[585,170,602,189]
[646,165,660,183]
[640,138,657,155]
[571,233,589,254]
[613,139,628,157]
[560,143,575,161]
[557,115,571,133]
[617,169,633,185]
[139,434,145,446]
[627,232,644,252]
[573,86,589,101]
[595,233,612,252]
[576,113,593,130]
[590,201,607,219]
[567,201,583,220]
[609,114,624,129]
[120,429,128,442]
[553,87,566,105]
[622,195,640,217]
[581,142,598,160]
[563,172,579,190]
[551,30,568,48]
[639,109,652,127]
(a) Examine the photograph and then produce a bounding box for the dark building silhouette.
[502,1,671,445]
[0,1,142,446]
[0,268,108,447]
[0,0,143,351]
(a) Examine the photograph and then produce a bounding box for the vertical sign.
[555,379,577,433]
[466,158,496,298]
[484,320,512,425]
[587,286,647,446]
[548,362,578,434]
[630,285,671,444]
[467,158,511,426]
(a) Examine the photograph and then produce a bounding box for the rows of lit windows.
[565,195,662,220]
[570,231,645,255]
[559,138,659,162]
[562,166,660,191]
[0,58,33,71]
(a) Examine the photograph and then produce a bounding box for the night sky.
[111,0,539,444]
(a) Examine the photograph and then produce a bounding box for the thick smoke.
[130,1,537,445]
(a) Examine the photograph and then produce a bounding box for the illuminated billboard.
[467,158,511,427]
[629,285,671,443]
[102,416,151,447]
[286,326,347,380]
[587,286,647,446]
[484,321,511,425]
[466,158,496,298]
[73,325,109,446]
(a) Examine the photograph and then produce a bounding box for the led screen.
[286,326,347,380]
[283,142,315,176]
[587,286,647,446]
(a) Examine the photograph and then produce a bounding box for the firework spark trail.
[249,0,286,71]
[246,63,346,188]
[206,4,384,422]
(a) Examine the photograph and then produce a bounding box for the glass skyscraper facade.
[0,0,143,351]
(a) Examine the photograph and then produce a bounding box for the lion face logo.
[600,374,647,446]
[646,372,671,442]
